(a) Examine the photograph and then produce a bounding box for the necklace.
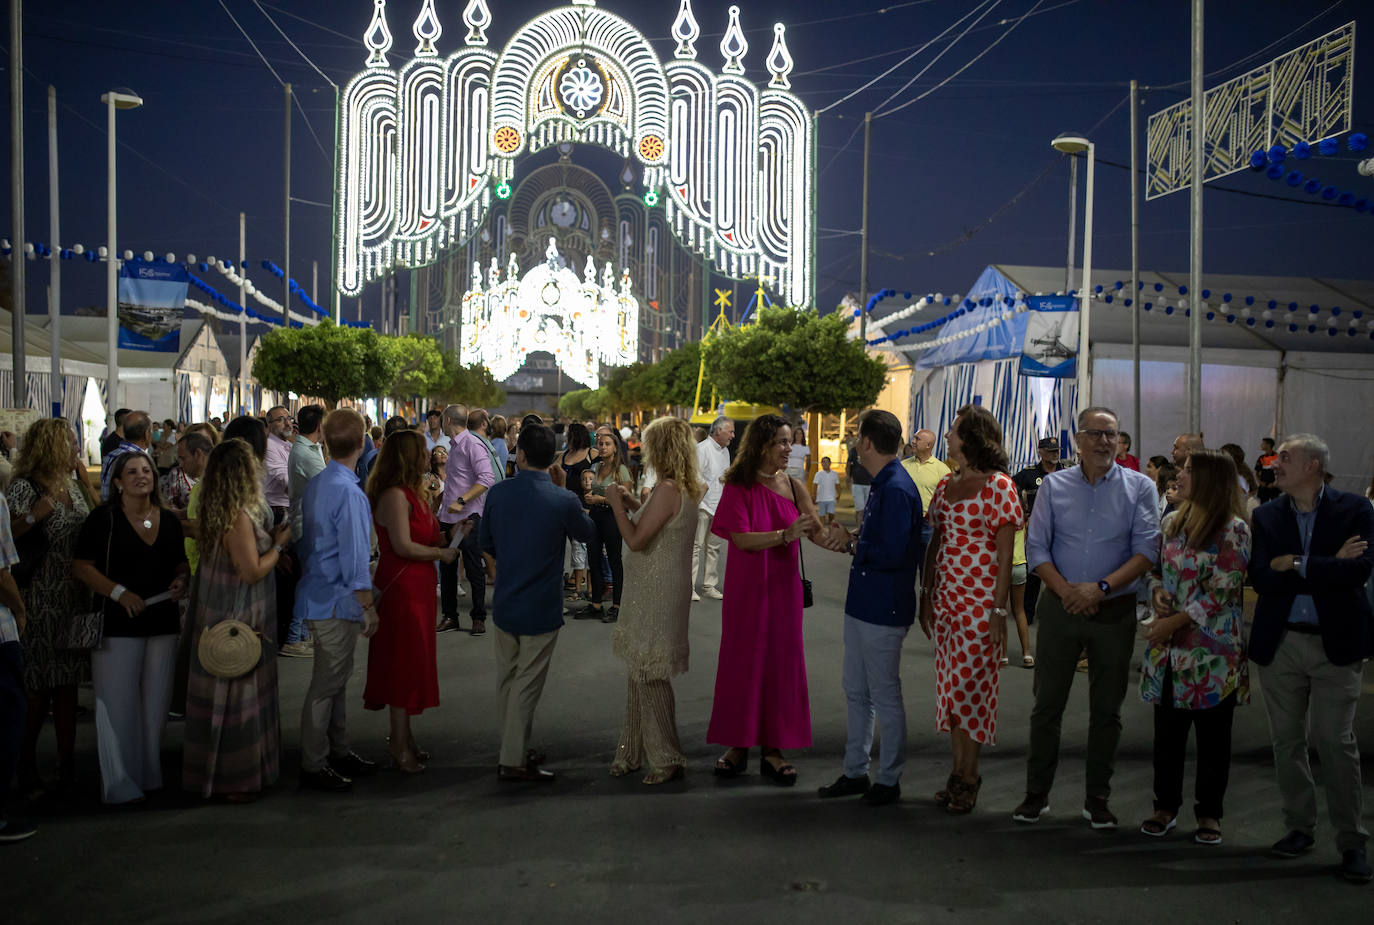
[126,502,155,529]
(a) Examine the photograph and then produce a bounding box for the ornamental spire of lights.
[462,0,491,46]
[720,6,748,75]
[672,0,700,61]
[413,0,441,57]
[364,0,393,68]
[766,24,793,89]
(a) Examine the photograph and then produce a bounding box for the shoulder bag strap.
[787,476,807,582]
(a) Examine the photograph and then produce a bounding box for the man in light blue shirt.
[1014,406,1159,830]
[295,409,378,792]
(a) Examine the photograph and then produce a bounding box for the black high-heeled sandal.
[760,752,797,787]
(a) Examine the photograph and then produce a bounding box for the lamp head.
[1051,132,1091,154]
[101,89,144,110]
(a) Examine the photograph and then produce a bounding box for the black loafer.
[300,767,352,792]
[862,782,901,806]
[329,752,379,778]
[817,774,870,799]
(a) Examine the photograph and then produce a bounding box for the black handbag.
[787,476,814,609]
[11,480,51,587]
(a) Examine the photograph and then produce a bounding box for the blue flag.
[118,262,188,352]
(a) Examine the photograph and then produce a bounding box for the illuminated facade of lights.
[462,237,638,389]
[335,0,817,309]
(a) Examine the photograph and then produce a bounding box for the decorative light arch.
[336,0,815,307]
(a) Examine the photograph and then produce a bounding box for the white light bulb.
[98,246,109,258]
[123,250,133,260]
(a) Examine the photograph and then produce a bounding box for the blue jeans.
[842,615,909,786]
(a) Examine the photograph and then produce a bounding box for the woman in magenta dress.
[363,430,459,773]
[709,414,828,786]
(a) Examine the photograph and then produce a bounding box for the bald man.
[1171,433,1204,468]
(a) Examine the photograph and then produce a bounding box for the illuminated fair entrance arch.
[335,0,817,311]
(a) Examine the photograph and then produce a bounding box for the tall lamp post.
[101,88,142,427]
[1051,132,1095,413]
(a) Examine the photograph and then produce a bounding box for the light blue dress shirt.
[1287,488,1322,625]
[1025,463,1160,599]
[294,461,374,624]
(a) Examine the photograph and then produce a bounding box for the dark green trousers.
[1026,591,1138,799]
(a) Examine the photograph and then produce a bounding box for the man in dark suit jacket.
[1248,433,1373,883]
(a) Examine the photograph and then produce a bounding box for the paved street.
[7,538,1373,924]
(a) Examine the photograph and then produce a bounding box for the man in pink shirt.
[439,404,495,636]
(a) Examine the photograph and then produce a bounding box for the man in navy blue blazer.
[1248,433,1373,883]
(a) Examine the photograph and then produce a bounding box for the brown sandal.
[946,775,982,815]
[934,773,958,807]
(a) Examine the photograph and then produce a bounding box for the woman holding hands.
[604,417,701,785]
[1139,448,1251,845]
[920,405,1021,814]
[708,414,831,786]
[581,429,634,623]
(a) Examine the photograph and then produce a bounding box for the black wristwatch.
[1097,579,1111,594]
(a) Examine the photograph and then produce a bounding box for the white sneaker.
[703,587,724,600]
[456,584,467,597]
[691,590,701,602]
[279,641,314,658]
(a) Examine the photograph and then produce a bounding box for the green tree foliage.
[603,362,664,413]
[386,333,445,400]
[655,340,712,409]
[558,387,605,421]
[700,306,888,414]
[252,319,399,408]
[427,351,506,408]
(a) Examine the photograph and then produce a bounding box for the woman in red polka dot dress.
[919,404,1022,814]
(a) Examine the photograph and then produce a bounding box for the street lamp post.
[1051,132,1095,414]
[101,89,142,428]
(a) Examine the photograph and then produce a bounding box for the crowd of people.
[0,401,1370,886]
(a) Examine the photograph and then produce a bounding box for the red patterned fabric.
[928,472,1023,745]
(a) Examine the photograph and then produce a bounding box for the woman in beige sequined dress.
[605,417,702,785]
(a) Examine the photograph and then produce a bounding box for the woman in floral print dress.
[1139,449,1251,846]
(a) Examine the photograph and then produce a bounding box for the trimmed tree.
[700,305,888,414]
[654,340,712,410]
[386,333,445,401]
[427,351,507,408]
[558,387,605,421]
[252,319,400,408]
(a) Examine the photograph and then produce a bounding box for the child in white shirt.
[813,456,840,525]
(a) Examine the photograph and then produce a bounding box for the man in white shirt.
[692,416,735,601]
[425,409,449,452]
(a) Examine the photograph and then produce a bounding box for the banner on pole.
[1019,295,1078,378]
[118,263,188,352]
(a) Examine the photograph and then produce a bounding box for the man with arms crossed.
[1248,433,1373,883]
[1014,406,1159,829]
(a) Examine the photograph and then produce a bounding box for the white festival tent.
[871,265,1374,492]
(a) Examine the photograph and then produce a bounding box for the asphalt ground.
[5,532,1373,925]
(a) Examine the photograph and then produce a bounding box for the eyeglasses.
[1079,429,1120,442]
[268,415,292,425]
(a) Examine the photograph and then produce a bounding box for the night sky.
[4,0,1371,331]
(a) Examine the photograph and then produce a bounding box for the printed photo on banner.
[1019,294,1079,378]
[118,261,189,352]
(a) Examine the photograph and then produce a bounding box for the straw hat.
[197,620,263,679]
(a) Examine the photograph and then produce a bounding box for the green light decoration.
[495,180,512,200]
[643,188,660,208]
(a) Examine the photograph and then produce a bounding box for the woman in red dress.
[363,430,458,772]
[919,404,1022,814]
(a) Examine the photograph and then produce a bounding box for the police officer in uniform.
[1012,436,1069,620]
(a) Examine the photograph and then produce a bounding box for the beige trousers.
[299,619,362,772]
[494,626,560,768]
[691,509,721,592]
